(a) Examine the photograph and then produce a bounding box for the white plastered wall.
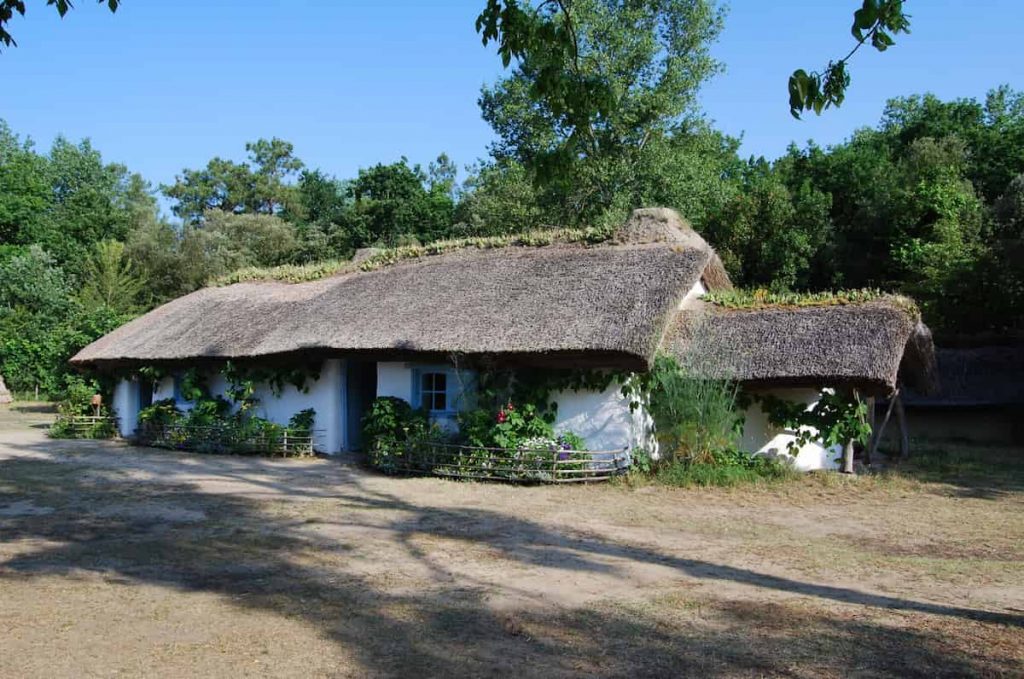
[740,387,841,471]
[551,379,656,455]
[112,378,141,437]
[134,359,345,454]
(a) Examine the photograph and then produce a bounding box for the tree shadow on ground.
[875,442,1024,500]
[1,450,1021,677]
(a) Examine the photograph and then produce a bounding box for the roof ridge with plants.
[211,225,615,286]
[703,288,920,318]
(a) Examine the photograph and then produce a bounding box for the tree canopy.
[1,2,1019,401]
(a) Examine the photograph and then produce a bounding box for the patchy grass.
[0,401,54,432]
[622,458,800,489]
[1,426,1021,677]
[704,287,920,317]
[212,226,613,286]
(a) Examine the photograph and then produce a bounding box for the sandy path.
[1,416,1022,677]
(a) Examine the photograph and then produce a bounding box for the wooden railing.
[369,442,630,483]
[50,414,116,439]
[136,423,319,457]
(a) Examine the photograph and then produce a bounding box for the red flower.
[497,410,507,423]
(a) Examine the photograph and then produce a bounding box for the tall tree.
[477,0,724,224]
[78,240,147,314]
[163,138,304,224]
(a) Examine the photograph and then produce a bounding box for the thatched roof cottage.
[72,208,934,470]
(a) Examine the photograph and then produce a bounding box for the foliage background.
[1,1,1021,399]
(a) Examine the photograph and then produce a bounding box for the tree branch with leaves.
[789,0,911,119]
[0,0,119,49]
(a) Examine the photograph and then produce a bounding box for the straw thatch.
[73,210,721,371]
[664,299,935,396]
[72,207,932,393]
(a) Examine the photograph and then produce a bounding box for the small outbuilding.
[71,208,935,470]
[893,345,1024,445]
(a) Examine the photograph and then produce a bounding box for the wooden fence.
[369,441,630,483]
[50,415,116,439]
[136,423,319,457]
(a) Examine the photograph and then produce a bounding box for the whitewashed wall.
[551,380,655,455]
[377,362,413,402]
[740,387,841,471]
[112,379,141,437]
[123,359,345,454]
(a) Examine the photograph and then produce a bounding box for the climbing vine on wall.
[749,390,871,456]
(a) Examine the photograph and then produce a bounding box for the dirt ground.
[1,403,1022,678]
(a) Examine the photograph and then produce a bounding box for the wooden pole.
[894,390,910,461]
[864,396,876,466]
[869,388,899,462]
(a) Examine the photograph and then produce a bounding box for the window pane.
[422,373,433,391]
[435,373,447,392]
[434,393,447,411]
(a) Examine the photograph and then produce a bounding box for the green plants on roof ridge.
[703,288,919,317]
[209,225,614,286]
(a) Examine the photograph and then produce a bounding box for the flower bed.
[368,441,630,483]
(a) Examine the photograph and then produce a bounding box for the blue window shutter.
[410,368,421,409]
[446,369,461,412]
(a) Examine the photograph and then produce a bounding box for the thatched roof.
[73,209,725,371]
[664,299,936,396]
[902,346,1023,407]
[72,207,934,393]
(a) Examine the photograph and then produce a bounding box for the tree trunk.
[841,439,855,474]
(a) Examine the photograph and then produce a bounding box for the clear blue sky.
[2,0,1022,216]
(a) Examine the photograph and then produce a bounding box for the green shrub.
[643,355,741,464]
[288,408,316,433]
[48,375,116,440]
[362,396,437,472]
[363,394,593,481]
[136,388,316,456]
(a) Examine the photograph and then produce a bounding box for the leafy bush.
[622,355,797,487]
[48,375,116,439]
[135,376,316,456]
[363,394,594,481]
[641,355,741,464]
[288,408,316,433]
[460,400,554,449]
[362,396,437,472]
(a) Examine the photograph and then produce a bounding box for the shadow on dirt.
[1,440,1021,677]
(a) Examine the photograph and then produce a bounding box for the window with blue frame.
[412,366,475,415]
[419,371,448,412]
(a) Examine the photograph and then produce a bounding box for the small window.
[419,372,448,412]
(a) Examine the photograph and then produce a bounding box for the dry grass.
[1,411,1021,677]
